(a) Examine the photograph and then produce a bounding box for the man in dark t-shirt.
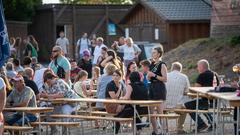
[185,59,218,132]
[24,68,39,98]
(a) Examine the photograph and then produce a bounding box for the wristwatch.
[154,74,158,78]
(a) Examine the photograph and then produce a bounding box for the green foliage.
[186,63,196,70]
[230,36,240,47]
[59,0,138,4]
[3,0,42,21]
[189,72,198,84]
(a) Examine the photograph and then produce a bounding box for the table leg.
[195,92,199,135]
[216,98,220,135]
[114,121,116,135]
[22,112,25,126]
[212,99,216,135]
[133,105,136,135]
[147,106,151,129]
[39,113,42,135]
[237,107,239,135]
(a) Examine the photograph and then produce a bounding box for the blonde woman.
[112,37,141,68]
[147,45,167,135]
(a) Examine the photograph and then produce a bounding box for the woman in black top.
[147,46,167,135]
[115,72,148,135]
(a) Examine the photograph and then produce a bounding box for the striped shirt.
[165,70,191,108]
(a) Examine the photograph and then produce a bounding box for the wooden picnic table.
[4,107,54,135]
[207,92,240,135]
[41,98,162,134]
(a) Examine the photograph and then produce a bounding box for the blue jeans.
[184,98,213,128]
[5,112,37,125]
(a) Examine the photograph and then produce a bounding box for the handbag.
[105,83,124,114]
[54,59,65,79]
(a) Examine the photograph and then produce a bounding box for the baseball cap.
[12,74,24,81]
[83,49,90,57]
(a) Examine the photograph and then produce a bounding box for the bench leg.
[113,122,116,135]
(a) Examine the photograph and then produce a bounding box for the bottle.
[212,76,217,88]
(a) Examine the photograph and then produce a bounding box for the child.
[140,59,151,90]
[74,70,91,98]
[90,66,100,90]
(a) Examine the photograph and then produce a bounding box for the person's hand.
[147,71,155,78]
[40,91,48,98]
[107,56,113,60]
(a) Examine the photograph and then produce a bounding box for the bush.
[230,36,240,46]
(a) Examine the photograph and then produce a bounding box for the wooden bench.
[50,114,133,135]
[31,122,80,135]
[151,113,180,119]
[4,126,33,135]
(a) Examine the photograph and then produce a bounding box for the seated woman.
[41,72,80,135]
[105,69,126,114]
[115,71,149,135]
[90,66,100,91]
[96,64,117,111]
[74,70,91,98]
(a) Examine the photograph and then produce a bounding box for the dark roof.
[143,0,211,21]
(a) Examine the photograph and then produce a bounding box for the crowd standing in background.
[2,32,240,135]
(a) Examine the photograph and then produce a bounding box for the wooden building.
[120,0,211,51]
[29,4,131,61]
[211,0,240,37]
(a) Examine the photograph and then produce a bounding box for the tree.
[59,0,138,4]
[3,0,42,21]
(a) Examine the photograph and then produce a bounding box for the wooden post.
[106,4,109,46]
[52,5,57,48]
[72,6,76,59]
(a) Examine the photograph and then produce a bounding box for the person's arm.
[0,83,6,112]
[76,40,80,57]
[147,64,167,82]
[63,59,71,83]
[81,82,89,97]
[134,44,142,58]
[64,70,71,83]
[66,39,69,53]
[184,76,190,95]
[100,56,113,67]
[120,85,132,100]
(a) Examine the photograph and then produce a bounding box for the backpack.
[54,59,65,79]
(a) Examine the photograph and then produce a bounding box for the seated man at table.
[184,59,219,132]
[4,74,37,125]
[165,62,190,133]
[41,72,80,135]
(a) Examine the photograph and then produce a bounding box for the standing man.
[0,77,6,135]
[76,33,91,59]
[92,37,107,65]
[56,31,69,56]
[49,46,71,84]
[165,62,190,133]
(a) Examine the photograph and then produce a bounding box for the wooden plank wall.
[123,5,167,43]
[168,23,210,50]
[211,0,240,37]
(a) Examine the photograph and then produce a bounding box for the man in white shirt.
[56,31,69,55]
[76,33,91,59]
[0,77,6,134]
[165,62,190,133]
[93,37,107,65]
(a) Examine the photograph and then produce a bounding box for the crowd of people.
[0,31,239,135]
